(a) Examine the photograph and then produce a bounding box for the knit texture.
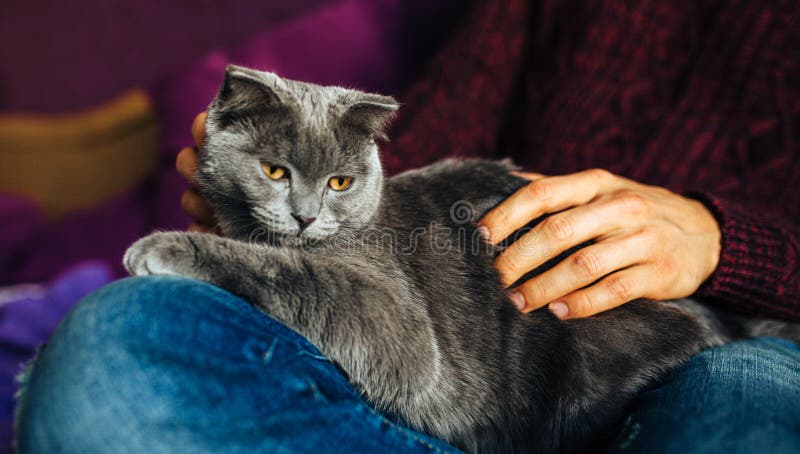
[384,0,800,320]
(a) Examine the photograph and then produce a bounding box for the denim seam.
[356,405,450,453]
[380,419,447,453]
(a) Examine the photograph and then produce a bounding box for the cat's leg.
[124,232,444,423]
[124,232,211,279]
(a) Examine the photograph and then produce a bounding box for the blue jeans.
[15,277,800,453]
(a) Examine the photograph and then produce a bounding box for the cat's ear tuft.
[341,94,400,141]
[215,65,284,114]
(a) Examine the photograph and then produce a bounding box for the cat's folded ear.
[341,94,400,141]
[212,65,286,117]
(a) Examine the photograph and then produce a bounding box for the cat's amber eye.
[262,163,288,180]
[328,176,352,191]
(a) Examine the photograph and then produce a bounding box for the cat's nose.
[291,214,317,230]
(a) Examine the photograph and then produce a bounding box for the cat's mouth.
[245,209,341,246]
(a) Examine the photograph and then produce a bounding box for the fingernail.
[549,302,568,319]
[508,291,526,310]
[477,226,490,241]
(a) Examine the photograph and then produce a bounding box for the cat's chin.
[242,228,338,249]
[279,234,327,248]
[219,222,324,246]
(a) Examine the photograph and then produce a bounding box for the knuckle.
[502,252,521,273]
[499,250,524,278]
[653,279,675,298]
[541,216,573,241]
[523,181,552,200]
[638,228,660,247]
[492,206,512,229]
[586,168,612,182]
[613,190,648,214]
[673,274,697,298]
[650,186,672,198]
[571,251,603,279]
[573,292,596,317]
[521,279,549,305]
[607,276,634,301]
[516,233,541,257]
[654,257,676,277]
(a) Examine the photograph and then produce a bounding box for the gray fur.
[124,66,798,453]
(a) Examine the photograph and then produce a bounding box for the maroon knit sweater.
[383,0,800,321]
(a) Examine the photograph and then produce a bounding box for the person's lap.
[609,336,800,453]
[14,277,800,453]
[15,276,455,453]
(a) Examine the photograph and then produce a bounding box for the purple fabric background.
[1,0,323,113]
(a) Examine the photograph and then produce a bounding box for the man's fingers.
[510,171,547,181]
[511,233,652,313]
[548,265,653,319]
[479,169,618,245]
[494,194,640,286]
[188,222,216,233]
[183,111,218,234]
[176,147,199,184]
[188,222,221,235]
[192,112,207,147]
[181,189,215,224]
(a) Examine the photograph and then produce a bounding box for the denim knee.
[15,277,208,452]
[16,276,305,452]
[14,276,457,454]
[612,337,800,453]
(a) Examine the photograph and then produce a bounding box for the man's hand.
[176,112,218,233]
[479,169,721,319]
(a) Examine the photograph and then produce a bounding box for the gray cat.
[124,65,798,453]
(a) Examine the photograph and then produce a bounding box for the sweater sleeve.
[381,0,529,175]
[689,192,800,322]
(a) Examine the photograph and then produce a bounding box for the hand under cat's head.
[199,65,398,246]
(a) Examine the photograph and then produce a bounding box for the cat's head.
[199,65,398,245]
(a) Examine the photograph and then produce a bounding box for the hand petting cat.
[479,170,722,320]
[177,112,722,321]
[177,112,218,234]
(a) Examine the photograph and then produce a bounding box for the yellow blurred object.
[0,89,159,219]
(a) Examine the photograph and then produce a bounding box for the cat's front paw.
[123,232,199,277]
